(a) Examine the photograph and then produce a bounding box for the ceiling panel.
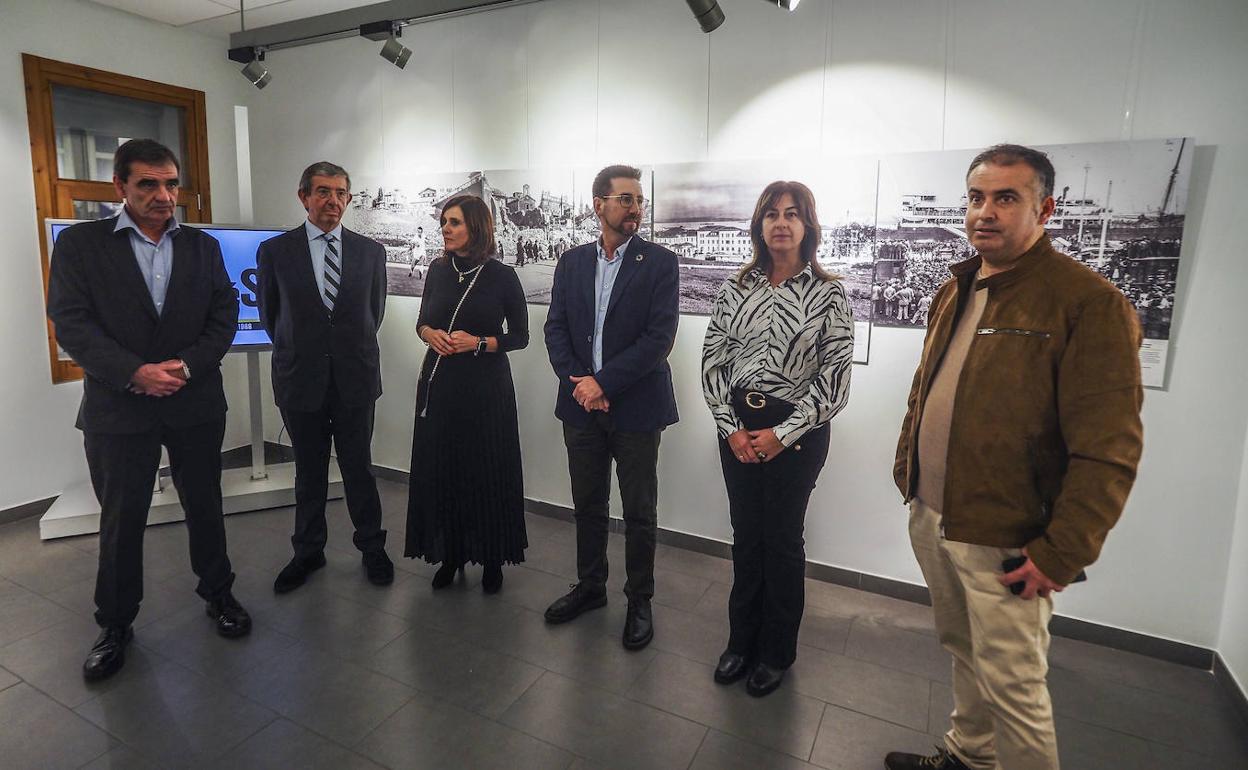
[87,0,236,26]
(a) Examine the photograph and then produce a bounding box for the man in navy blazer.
[256,161,393,594]
[47,139,252,682]
[543,164,679,650]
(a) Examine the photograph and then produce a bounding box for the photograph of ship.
[351,168,652,303]
[651,156,878,362]
[873,137,1190,386]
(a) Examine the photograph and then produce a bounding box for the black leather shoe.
[622,599,654,650]
[431,562,463,589]
[274,552,327,594]
[884,746,972,770]
[713,651,750,684]
[363,550,394,586]
[82,625,132,681]
[544,583,607,624]
[482,561,503,594]
[745,661,786,697]
[206,591,252,638]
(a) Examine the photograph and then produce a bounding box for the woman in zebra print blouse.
[701,181,854,697]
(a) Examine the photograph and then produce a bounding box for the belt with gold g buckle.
[744,391,767,409]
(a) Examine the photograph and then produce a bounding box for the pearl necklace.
[451,256,483,284]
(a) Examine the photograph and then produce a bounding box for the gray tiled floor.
[0,479,1244,769]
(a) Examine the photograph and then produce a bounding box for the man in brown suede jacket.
[884,144,1144,770]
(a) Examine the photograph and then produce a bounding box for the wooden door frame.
[23,54,212,383]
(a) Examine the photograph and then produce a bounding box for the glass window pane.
[51,85,187,184]
[71,200,122,220]
[70,201,187,223]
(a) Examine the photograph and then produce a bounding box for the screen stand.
[247,351,268,481]
[38,351,344,540]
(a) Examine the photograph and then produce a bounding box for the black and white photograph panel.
[350,170,470,298]
[874,137,1192,387]
[651,156,878,363]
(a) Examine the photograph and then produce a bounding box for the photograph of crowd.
[873,138,1190,344]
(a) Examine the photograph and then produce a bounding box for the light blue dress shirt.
[592,237,631,373]
[114,207,178,315]
[305,219,344,301]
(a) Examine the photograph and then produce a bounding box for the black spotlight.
[228,46,270,90]
[686,0,725,33]
[360,20,412,69]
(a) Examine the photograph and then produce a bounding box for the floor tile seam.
[343,689,424,751]
[189,711,283,767]
[806,700,831,764]
[612,655,824,763]
[70,741,119,770]
[683,726,711,770]
[1052,666,1242,721]
[791,678,935,735]
[1049,709,1229,759]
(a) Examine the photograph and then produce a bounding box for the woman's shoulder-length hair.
[737,180,838,286]
[439,194,496,267]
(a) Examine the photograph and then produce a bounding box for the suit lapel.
[289,227,326,315]
[580,244,598,318]
[604,237,646,321]
[161,227,195,324]
[106,227,159,322]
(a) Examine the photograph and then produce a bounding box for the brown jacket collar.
[950,233,1053,290]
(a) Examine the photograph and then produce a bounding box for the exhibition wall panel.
[0,0,253,514]
[243,0,1248,663]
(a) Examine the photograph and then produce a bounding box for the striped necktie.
[322,233,340,311]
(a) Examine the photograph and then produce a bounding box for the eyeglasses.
[598,193,647,209]
[313,188,351,203]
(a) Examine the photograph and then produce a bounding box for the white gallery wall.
[0,0,255,513]
[242,0,1248,675]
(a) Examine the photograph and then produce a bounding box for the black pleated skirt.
[405,349,528,566]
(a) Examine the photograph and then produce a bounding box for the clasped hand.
[727,428,785,463]
[569,375,609,412]
[129,360,186,397]
[421,328,479,356]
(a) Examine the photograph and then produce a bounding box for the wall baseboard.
[0,496,57,526]
[1214,653,1248,729]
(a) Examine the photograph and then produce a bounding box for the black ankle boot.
[431,562,461,589]
[482,562,503,594]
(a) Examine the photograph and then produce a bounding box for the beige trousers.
[909,499,1059,770]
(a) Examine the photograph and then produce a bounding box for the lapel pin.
[635,253,644,262]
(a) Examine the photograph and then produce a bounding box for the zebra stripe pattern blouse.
[701,265,854,446]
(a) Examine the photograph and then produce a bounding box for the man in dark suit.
[47,139,252,682]
[543,164,680,650]
[257,161,393,593]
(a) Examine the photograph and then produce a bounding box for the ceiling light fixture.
[360,21,412,69]
[227,3,271,89]
[685,0,725,33]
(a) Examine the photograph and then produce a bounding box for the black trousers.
[85,418,234,628]
[280,375,386,560]
[562,414,661,601]
[718,422,830,669]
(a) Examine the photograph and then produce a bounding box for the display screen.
[48,219,285,349]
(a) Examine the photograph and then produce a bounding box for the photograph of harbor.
[651,156,878,362]
[872,137,1191,386]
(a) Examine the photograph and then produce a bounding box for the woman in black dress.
[406,195,529,593]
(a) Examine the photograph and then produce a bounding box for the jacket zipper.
[976,327,1051,339]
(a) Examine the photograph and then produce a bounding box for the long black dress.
[405,255,529,566]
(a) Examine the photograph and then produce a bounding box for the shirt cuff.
[772,413,812,447]
[711,406,741,439]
